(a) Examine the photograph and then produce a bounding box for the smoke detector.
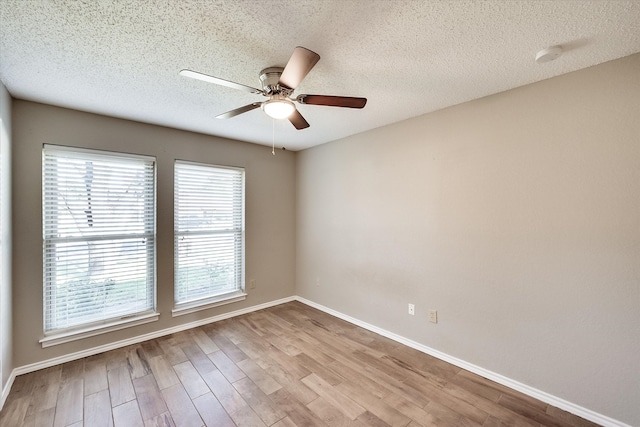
[535,46,563,64]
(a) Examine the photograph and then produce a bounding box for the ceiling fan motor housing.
[259,67,288,95]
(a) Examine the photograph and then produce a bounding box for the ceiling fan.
[179,46,367,130]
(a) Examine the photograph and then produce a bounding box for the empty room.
[0,1,638,426]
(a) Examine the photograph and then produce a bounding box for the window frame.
[172,160,246,317]
[40,145,158,347]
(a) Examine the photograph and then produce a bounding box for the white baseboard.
[1,294,630,427]
[0,296,295,410]
[294,296,630,427]
[0,370,16,411]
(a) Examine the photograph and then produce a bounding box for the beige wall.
[11,101,296,366]
[296,54,640,425]
[0,81,12,397]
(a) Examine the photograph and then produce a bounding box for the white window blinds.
[174,161,244,307]
[43,146,156,333]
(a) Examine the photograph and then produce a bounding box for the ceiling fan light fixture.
[262,98,295,119]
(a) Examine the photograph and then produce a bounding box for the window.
[42,146,156,341]
[174,161,245,314]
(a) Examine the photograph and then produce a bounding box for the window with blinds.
[42,145,156,334]
[174,161,245,310]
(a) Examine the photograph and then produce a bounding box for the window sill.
[39,311,159,348]
[172,291,247,317]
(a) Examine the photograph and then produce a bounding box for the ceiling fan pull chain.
[272,119,276,155]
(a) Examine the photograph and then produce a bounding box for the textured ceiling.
[1,1,639,151]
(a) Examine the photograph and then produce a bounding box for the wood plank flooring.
[0,301,600,427]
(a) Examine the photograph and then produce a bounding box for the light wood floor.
[1,301,599,427]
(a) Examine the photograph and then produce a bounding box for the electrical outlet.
[249,279,256,289]
[429,309,438,324]
[315,277,320,287]
[408,303,415,315]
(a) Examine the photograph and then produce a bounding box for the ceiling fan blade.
[279,47,321,90]
[297,94,367,109]
[180,69,263,94]
[216,102,262,119]
[288,108,310,130]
